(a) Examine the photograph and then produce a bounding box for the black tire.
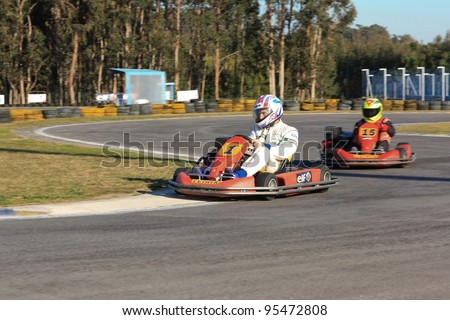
[340,99,353,105]
[43,109,58,118]
[394,147,409,167]
[58,107,72,114]
[195,107,206,113]
[71,108,82,116]
[283,100,300,111]
[172,167,191,181]
[0,110,11,122]
[254,172,278,200]
[417,101,429,110]
[195,101,206,113]
[338,103,351,110]
[396,147,406,159]
[139,105,152,115]
[184,102,195,113]
[317,166,331,193]
[325,126,342,139]
[206,101,218,112]
[429,105,442,111]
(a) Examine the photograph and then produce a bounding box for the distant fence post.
[362,69,373,97]
[417,67,425,101]
[437,66,445,101]
[397,67,406,100]
[379,68,389,100]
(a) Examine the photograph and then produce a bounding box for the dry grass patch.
[397,122,450,135]
[0,118,187,206]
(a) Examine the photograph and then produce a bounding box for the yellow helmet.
[363,98,383,123]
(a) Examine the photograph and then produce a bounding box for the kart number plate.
[218,142,245,156]
[359,127,378,137]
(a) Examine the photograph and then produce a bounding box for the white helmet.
[253,94,283,128]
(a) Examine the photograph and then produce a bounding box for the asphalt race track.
[1,112,450,299]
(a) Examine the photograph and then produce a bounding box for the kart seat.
[274,156,293,174]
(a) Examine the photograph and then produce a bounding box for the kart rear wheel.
[317,166,331,193]
[395,147,408,167]
[325,126,342,139]
[255,172,278,201]
[396,147,406,159]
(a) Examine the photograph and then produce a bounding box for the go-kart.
[168,135,339,200]
[321,123,416,168]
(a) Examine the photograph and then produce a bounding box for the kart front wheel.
[317,166,331,193]
[172,167,191,181]
[255,172,278,201]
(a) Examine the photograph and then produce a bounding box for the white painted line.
[397,132,450,138]
[34,123,197,161]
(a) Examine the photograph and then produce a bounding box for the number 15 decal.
[360,128,377,137]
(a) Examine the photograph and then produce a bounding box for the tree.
[0,0,47,104]
[295,0,355,100]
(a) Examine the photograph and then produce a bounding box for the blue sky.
[352,0,450,43]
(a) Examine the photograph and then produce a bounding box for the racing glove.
[251,139,264,149]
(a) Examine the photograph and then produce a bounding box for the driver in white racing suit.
[232,94,299,178]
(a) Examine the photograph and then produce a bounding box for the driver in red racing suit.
[350,98,395,151]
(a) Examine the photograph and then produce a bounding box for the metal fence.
[362,66,449,101]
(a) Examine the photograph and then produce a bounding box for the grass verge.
[397,122,450,135]
[0,115,197,207]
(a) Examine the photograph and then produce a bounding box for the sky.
[351,0,450,43]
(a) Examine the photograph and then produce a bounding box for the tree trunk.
[240,21,245,99]
[174,0,181,92]
[18,0,25,104]
[201,62,207,102]
[96,38,105,93]
[214,1,222,101]
[267,0,276,96]
[278,1,286,101]
[187,45,193,89]
[309,25,322,101]
[68,32,79,105]
[124,21,131,68]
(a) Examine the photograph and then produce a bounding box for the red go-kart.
[321,123,416,168]
[169,135,339,200]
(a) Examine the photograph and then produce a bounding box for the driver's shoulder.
[275,121,298,138]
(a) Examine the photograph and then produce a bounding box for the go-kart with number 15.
[321,124,416,168]
[169,135,339,200]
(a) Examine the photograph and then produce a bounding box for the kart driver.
[232,94,299,178]
[350,98,396,151]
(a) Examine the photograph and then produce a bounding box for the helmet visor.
[363,107,380,119]
[254,107,273,122]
